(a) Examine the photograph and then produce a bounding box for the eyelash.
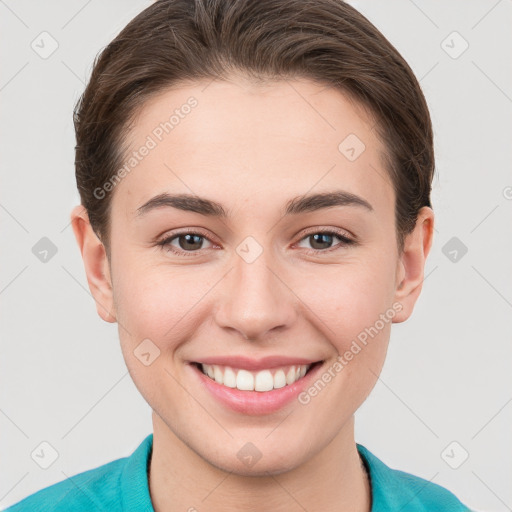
[156,228,356,257]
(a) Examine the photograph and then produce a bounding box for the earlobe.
[70,205,117,323]
[392,207,435,323]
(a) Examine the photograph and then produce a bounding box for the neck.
[148,412,371,512]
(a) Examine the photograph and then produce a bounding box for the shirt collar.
[357,442,430,511]
[120,433,155,511]
[119,434,407,511]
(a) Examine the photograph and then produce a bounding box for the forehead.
[113,77,394,221]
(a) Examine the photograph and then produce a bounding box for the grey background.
[1,1,511,510]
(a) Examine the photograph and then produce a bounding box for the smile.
[196,363,312,392]
[189,359,325,415]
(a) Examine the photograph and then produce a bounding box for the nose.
[214,248,297,342]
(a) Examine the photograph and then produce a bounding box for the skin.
[71,75,434,512]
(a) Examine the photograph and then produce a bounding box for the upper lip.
[190,355,323,371]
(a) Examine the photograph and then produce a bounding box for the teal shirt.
[4,434,473,511]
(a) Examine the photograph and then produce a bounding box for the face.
[72,76,433,476]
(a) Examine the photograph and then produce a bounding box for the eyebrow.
[135,190,374,218]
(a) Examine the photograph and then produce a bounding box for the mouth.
[188,358,326,415]
[190,360,324,392]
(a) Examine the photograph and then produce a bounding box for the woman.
[6,0,473,510]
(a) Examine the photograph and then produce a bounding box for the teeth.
[199,363,311,391]
[236,369,254,391]
[254,370,274,392]
[273,369,287,389]
[286,366,296,385]
[223,367,236,388]
[213,365,224,384]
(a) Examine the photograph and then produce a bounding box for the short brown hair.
[74,0,434,257]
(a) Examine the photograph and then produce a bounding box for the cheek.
[300,252,396,398]
[315,274,393,412]
[308,256,396,336]
[112,264,209,406]
[113,261,216,346]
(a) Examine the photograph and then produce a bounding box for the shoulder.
[3,434,153,512]
[356,443,474,512]
[3,459,125,512]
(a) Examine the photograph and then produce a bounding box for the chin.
[196,437,311,477]
[215,453,301,477]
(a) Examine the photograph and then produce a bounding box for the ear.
[392,206,435,323]
[70,205,117,323]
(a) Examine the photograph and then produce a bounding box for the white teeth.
[236,369,254,391]
[254,370,274,392]
[199,363,312,391]
[273,369,287,389]
[213,365,224,385]
[223,367,237,388]
[286,366,296,385]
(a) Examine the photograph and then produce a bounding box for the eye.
[157,230,216,257]
[295,229,356,253]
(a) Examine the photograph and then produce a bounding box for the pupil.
[180,234,203,251]
[311,233,332,250]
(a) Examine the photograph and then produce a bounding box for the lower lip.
[188,361,324,415]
